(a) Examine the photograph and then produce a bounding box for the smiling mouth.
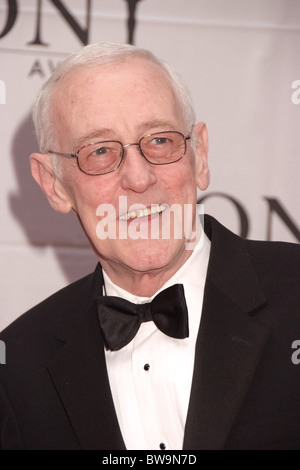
[119,204,167,221]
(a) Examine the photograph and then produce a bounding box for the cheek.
[165,157,198,196]
[63,172,117,213]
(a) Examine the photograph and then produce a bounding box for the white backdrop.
[1,0,300,330]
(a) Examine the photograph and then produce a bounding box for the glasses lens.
[78,141,123,175]
[140,131,186,164]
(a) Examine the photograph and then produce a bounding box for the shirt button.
[160,442,166,450]
[144,363,150,371]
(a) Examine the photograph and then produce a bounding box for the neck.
[99,248,194,297]
[97,215,203,297]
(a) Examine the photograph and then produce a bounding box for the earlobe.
[194,122,210,191]
[30,153,73,214]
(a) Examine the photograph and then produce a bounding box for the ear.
[30,153,73,214]
[193,122,210,191]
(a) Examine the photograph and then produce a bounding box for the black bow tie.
[96,284,189,351]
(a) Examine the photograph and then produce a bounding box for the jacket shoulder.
[246,237,300,277]
[205,214,300,267]
[205,214,300,289]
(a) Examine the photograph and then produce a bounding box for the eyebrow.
[74,128,114,150]
[74,120,179,150]
[137,120,178,133]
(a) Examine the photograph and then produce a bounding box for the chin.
[122,238,188,273]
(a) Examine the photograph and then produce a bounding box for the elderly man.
[1,42,300,450]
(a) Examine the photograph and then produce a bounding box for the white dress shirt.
[103,234,211,450]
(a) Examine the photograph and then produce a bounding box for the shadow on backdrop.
[9,113,96,283]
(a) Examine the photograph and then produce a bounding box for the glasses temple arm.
[47,151,78,158]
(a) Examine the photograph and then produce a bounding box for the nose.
[119,144,157,193]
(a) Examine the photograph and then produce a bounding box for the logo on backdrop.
[197,193,300,243]
[0,0,142,45]
[0,0,143,77]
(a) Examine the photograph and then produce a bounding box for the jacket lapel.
[47,301,126,450]
[183,216,271,450]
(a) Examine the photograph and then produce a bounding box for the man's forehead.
[56,56,169,93]
[51,57,178,120]
[50,56,185,146]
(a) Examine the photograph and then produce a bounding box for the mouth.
[119,204,167,221]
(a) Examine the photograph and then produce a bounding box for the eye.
[150,137,170,146]
[93,147,110,155]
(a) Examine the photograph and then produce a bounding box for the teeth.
[119,204,167,221]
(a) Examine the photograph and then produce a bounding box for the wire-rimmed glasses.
[48,130,191,176]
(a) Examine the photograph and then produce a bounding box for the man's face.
[41,57,209,290]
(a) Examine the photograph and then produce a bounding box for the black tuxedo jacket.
[1,215,300,450]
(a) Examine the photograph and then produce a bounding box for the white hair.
[32,42,197,171]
